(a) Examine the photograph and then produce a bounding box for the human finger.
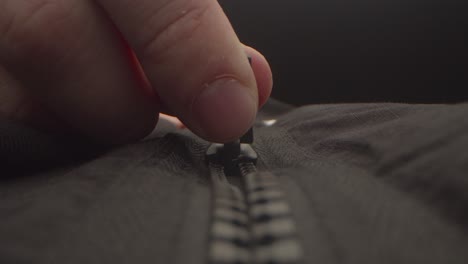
[97,0,259,142]
[0,0,158,144]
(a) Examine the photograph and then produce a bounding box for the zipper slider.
[206,128,257,176]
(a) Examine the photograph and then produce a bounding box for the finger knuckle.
[2,0,74,61]
[140,0,212,62]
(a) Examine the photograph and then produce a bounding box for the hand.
[0,0,272,144]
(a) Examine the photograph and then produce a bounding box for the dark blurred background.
[219,0,468,105]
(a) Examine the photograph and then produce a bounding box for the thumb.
[98,0,259,143]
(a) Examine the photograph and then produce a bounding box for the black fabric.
[0,118,106,175]
[1,100,468,263]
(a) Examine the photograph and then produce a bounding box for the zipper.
[206,128,303,264]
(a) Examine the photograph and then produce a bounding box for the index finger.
[96,0,260,142]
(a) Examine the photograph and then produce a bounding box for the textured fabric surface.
[1,100,468,263]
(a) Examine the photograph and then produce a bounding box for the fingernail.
[191,78,257,143]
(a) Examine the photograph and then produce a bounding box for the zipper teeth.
[208,163,252,264]
[240,162,303,264]
[239,162,257,176]
[208,161,303,264]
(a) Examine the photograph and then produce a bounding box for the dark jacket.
[1,100,468,263]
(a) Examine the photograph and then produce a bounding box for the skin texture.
[0,0,272,144]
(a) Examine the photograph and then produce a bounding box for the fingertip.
[243,45,273,107]
[188,78,257,143]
